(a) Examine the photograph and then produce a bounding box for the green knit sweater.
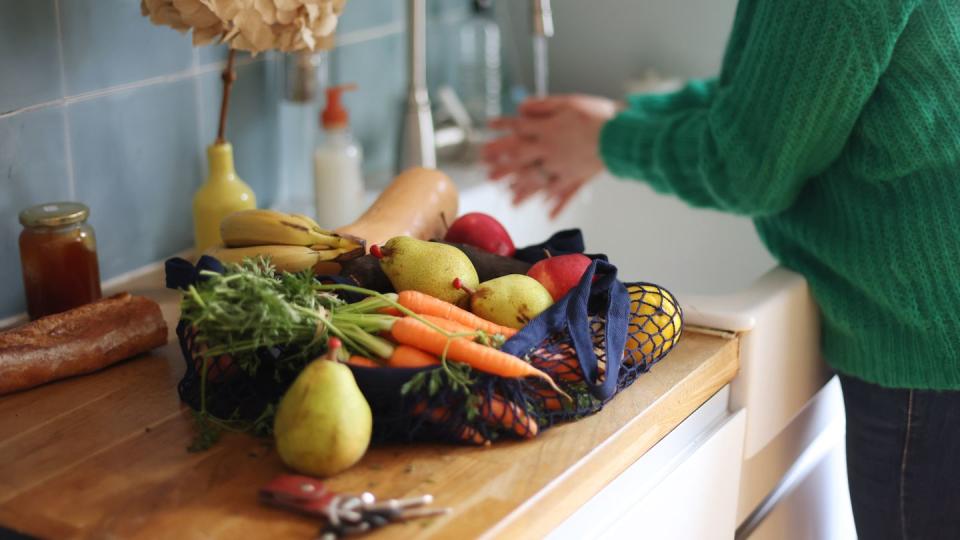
[600,0,960,390]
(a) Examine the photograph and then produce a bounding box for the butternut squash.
[335,167,459,250]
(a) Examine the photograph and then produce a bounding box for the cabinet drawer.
[550,389,746,540]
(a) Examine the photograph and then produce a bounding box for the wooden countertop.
[0,276,739,540]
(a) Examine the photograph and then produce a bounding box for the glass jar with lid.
[18,202,102,320]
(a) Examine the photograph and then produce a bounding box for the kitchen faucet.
[398,0,436,171]
[530,0,553,97]
[397,0,555,173]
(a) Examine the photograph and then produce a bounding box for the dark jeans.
[839,374,960,540]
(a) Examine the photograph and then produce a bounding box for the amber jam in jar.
[18,202,102,320]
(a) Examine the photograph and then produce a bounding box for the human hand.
[482,94,618,218]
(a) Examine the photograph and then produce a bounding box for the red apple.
[527,254,593,301]
[444,212,516,257]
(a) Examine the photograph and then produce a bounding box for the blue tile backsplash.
[0,0,63,113]
[70,79,201,279]
[0,0,481,319]
[0,106,71,316]
[59,0,194,95]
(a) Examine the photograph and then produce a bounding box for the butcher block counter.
[0,270,739,540]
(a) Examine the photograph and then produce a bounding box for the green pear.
[469,274,554,329]
[377,236,479,306]
[273,358,372,478]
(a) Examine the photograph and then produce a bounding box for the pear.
[467,274,554,329]
[375,236,479,307]
[273,357,372,478]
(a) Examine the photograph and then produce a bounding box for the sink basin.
[450,168,777,296]
[441,163,832,459]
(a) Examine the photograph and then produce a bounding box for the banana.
[205,243,366,274]
[220,209,362,251]
[205,245,323,274]
[311,244,366,262]
[290,213,323,230]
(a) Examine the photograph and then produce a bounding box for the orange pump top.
[321,84,357,129]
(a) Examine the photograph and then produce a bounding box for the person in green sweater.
[483,1,959,537]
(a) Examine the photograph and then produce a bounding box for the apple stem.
[543,249,552,259]
[370,244,384,259]
[440,211,450,234]
[452,277,475,295]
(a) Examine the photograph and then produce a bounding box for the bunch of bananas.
[206,210,364,273]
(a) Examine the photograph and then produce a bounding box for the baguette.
[0,293,168,395]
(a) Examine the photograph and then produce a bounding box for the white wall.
[499,0,739,98]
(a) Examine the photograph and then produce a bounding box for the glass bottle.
[18,202,102,320]
[459,0,502,125]
[314,84,364,228]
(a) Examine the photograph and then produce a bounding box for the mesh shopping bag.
[166,234,683,445]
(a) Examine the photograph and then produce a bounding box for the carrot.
[397,290,518,338]
[389,317,569,400]
[528,344,608,383]
[381,315,475,345]
[528,344,583,382]
[413,402,489,445]
[192,350,238,383]
[480,394,539,438]
[388,345,440,368]
[388,315,488,346]
[529,387,569,412]
[413,396,536,441]
[349,346,441,368]
[378,307,403,316]
[347,355,383,368]
[417,315,476,336]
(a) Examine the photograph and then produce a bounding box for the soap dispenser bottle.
[193,142,257,253]
[313,84,364,228]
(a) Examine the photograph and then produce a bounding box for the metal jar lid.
[19,202,90,228]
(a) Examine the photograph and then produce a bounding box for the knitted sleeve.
[599,0,921,216]
[624,78,717,116]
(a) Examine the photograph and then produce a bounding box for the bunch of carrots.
[317,285,577,443]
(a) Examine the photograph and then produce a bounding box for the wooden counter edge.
[484,335,740,539]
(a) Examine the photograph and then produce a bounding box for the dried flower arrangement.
[141,0,344,142]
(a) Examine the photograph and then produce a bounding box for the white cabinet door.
[602,410,746,540]
[747,439,855,540]
[549,395,746,540]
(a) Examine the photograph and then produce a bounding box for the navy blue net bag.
[167,231,683,445]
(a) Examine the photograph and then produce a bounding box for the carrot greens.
[178,258,403,449]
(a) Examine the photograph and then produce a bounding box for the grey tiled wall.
[0,0,478,319]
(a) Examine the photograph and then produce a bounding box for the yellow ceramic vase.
[193,142,257,253]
